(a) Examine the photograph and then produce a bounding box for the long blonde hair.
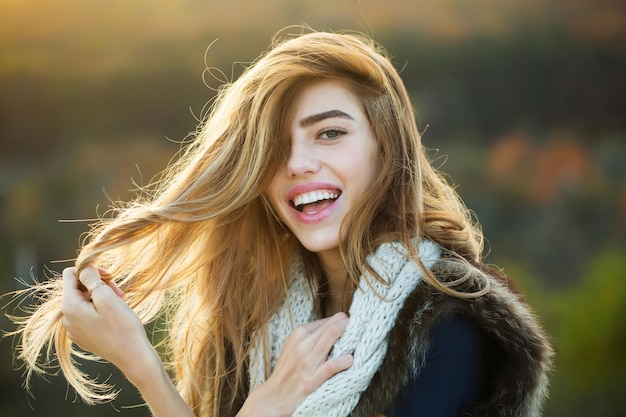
[12,29,486,417]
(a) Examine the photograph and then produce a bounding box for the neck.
[318,249,350,316]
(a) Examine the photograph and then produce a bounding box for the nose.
[286,139,320,177]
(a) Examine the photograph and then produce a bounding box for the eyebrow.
[298,110,354,128]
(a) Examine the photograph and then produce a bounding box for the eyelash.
[318,128,347,140]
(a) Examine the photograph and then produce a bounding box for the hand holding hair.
[60,266,158,387]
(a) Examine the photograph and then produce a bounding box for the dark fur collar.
[351,258,554,417]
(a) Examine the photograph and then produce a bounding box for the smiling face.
[267,79,380,260]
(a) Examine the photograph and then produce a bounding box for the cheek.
[264,195,289,231]
[351,149,380,188]
[266,179,285,217]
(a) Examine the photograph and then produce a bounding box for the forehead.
[290,80,366,124]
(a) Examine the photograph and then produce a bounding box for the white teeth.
[293,191,339,207]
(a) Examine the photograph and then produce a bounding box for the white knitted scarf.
[248,239,441,417]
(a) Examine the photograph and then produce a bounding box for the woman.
[13,30,553,416]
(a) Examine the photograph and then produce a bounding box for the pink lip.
[286,182,342,225]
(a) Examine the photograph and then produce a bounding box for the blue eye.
[319,128,346,139]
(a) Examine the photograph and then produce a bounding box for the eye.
[318,128,347,140]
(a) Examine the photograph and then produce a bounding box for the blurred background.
[1,0,625,416]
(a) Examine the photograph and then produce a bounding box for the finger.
[286,314,349,369]
[283,313,350,364]
[62,267,84,310]
[297,317,331,334]
[62,267,79,295]
[317,354,354,381]
[97,268,114,281]
[287,317,332,345]
[311,314,349,355]
[297,313,349,347]
[297,312,348,335]
[96,267,125,299]
[77,265,102,288]
[106,280,126,299]
[78,265,114,302]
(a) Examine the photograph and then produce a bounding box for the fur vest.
[351,258,554,417]
[230,247,554,416]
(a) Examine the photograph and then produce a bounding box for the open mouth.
[290,190,341,214]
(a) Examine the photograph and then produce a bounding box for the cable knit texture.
[248,239,441,417]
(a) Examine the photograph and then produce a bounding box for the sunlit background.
[1,0,625,416]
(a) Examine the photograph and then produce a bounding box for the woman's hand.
[61,266,195,417]
[238,312,353,417]
[60,266,158,386]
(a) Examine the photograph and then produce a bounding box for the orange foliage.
[487,131,533,182]
[487,130,602,203]
[532,133,599,203]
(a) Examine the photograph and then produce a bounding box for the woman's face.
[267,79,380,257]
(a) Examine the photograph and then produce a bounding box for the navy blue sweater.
[388,316,487,417]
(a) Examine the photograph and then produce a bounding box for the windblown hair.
[13,29,486,417]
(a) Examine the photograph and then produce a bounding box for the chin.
[302,243,336,254]
[296,234,343,255]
